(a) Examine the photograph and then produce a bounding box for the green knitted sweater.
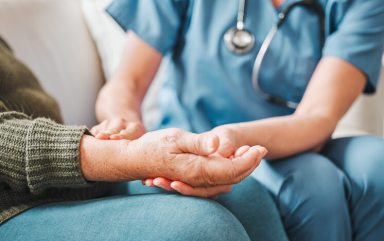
[0,37,108,224]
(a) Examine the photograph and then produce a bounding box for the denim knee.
[170,196,250,241]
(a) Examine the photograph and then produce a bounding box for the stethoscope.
[224,0,325,109]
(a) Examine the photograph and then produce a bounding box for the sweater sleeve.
[0,111,91,194]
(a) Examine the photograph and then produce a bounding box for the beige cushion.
[81,0,124,79]
[334,68,384,138]
[0,0,105,127]
[82,0,162,129]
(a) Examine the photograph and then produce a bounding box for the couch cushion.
[0,0,105,127]
[82,0,162,129]
[334,68,384,138]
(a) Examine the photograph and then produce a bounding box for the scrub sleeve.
[323,0,384,92]
[106,0,187,55]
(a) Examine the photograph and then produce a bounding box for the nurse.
[94,0,384,240]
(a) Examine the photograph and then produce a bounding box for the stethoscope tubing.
[251,24,300,109]
[226,0,325,109]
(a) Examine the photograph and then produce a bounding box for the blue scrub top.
[107,0,384,133]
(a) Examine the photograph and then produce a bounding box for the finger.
[90,126,100,136]
[107,118,128,132]
[204,145,267,185]
[234,145,250,157]
[102,129,120,135]
[125,123,146,138]
[109,122,146,140]
[217,137,236,158]
[144,179,155,187]
[90,121,107,136]
[228,146,262,181]
[177,132,219,156]
[112,128,144,140]
[109,134,125,140]
[230,145,267,179]
[96,129,120,140]
[153,177,175,191]
[95,133,111,140]
[172,181,232,197]
[171,181,232,198]
[108,131,140,140]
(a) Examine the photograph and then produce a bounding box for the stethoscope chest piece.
[224,27,255,55]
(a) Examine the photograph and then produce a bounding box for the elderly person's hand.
[80,128,266,188]
[142,125,263,198]
[144,145,257,198]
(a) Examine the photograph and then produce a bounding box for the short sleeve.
[323,0,384,93]
[106,0,188,55]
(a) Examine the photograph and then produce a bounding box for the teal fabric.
[252,136,384,241]
[0,178,289,241]
[107,0,384,133]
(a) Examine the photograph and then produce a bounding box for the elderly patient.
[0,37,288,241]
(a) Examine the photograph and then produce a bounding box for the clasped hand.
[91,118,266,198]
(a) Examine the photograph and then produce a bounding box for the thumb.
[216,137,236,158]
[177,132,219,156]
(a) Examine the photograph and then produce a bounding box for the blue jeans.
[0,178,288,241]
[252,136,384,241]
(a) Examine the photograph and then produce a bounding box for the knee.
[280,153,346,218]
[357,137,384,195]
[103,195,249,241]
[162,196,250,241]
[338,136,384,193]
[147,195,249,241]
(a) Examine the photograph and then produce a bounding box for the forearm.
[228,113,336,160]
[229,57,366,160]
[80,135,145,182]
[96,31,162,122]
[96,79,142,122]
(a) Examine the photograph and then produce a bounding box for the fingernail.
[145,180,152,187]
[170,182,179,191]
[255,145,268,156]
[104,129,119,135]
[153,178,161,186]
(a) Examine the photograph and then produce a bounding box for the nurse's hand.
[90,117,146,140]
[211,125,241,158]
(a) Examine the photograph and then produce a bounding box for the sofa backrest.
[0,0,383,137]
[0,0,105,127]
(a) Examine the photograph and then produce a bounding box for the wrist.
[80,135,144,181]
[214,124,242,148]
[79,135,101,181]
[96,80,142,122]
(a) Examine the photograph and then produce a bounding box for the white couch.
[0,0,383,137]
